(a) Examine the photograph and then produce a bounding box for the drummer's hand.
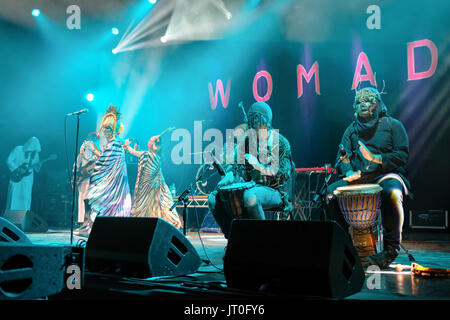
[343,170,361,182]
[218,171,235,187]
[358,141,382,164]
[244,153,260,168]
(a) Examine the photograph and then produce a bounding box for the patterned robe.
[131,151,181,229]
[87,138,131,218]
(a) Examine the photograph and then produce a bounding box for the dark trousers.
[325,178,405,250]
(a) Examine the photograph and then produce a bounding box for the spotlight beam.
[119,18,136,43]
[115,38,174,53]
[409,84,450,162]
[123,20,170,47]
[208,0,232,20]
[115,0,176,53]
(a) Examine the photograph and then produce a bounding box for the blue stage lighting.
[32,9,40,17]
[149,0,157,4]
[112,27,119,35]
[86,93,95,101]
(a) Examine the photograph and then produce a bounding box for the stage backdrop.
[0,1,448,220]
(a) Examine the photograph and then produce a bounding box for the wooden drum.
[334,184,382,265]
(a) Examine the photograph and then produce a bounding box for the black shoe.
[366,245,399,269]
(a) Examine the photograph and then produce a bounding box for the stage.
[24,228,450,301]
[0,1,448,316]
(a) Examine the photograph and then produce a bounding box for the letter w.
[208,79,231,110]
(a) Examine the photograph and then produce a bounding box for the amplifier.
[409,210,448,230]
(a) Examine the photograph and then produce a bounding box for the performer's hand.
[218,171,234,187]
[244,153,260,168]
[343,170,361,182]
[358,141,382,164]
[123,139,131,150]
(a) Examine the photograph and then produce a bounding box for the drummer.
[207,101,295,238]
[326,87,411,269]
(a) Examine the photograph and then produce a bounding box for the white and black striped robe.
[87,138,131,218]
[131,151,181,229]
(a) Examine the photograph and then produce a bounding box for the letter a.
[366,5,381,30]
[352,52,376,90]
[66,265,81,290]
[366,265,381,290]
[66,5,81,30]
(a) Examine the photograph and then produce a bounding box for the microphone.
[339,144,347,156]
[67,108,88,116]
[238,101,248,124]
[339,144,350,163]
[209,151,225,176]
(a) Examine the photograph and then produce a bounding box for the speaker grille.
[2,227,20,242]
[0,254,34,297]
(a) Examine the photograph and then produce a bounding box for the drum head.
[196,163,221,195]
[334,184,382,196]
[219,181,256,191]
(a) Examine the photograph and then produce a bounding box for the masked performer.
[6,137,42,211]
[83,106,131,236]
[208,101,294,238]
[73,133,101,235]
[124,130,182,229]
[326,87,410,269]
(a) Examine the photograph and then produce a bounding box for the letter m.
[297,62,320,99]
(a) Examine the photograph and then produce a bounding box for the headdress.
[99,105,124,139]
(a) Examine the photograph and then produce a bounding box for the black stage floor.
[23,228,450,303]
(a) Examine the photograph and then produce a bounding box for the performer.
[82,106,132,236]
[6,137,42,211]
[208,101,294,238]
[73,133,101,235]
[124,130,182,229]
[326,87,410,269]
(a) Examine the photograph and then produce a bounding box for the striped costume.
[131,151,181,229]
[87,138,131,218]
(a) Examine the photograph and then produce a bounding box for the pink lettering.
[208,79,231,110]
[297,61,320,98]
[252,70,273,102]
[407,39,438,81]
[351,52,376,90]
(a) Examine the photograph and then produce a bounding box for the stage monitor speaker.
[85,217,201,278]
[3,210,48,233]
[224,220,365,299]
[0,217,32,244]
[0,243,70,300]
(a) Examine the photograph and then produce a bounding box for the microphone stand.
[170,188,190,236]
[69,114,81,245]
[170,166,209,236]
[312,157,342,221]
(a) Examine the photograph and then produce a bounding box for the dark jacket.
[336,115,410,191]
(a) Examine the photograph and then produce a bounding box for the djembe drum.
[218,181,256,219]
[334,184,383,265]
